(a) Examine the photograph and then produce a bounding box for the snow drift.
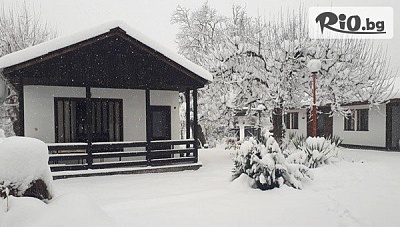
[0,136,54,200]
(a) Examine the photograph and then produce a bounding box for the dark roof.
[1,21,212,91]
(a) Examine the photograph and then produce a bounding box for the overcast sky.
[2,0,399,69]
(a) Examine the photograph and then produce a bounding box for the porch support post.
[16,76,24,136]
[145,89,151,165]
[193,89,198,163]
[86,85,93,168]
[184,89,191,157]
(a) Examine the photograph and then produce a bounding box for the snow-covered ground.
[3,148,400,226]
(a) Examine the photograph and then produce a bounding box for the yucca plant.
[291,134,307,150]
[328,135,343,147]
[303,137,340,168]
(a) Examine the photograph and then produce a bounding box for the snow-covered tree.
[0,2,56,136]
[252,10,395,143]
[173,4,396,144]
[173,4,263,142]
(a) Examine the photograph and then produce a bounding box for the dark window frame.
[149,105,171,141]
[344,109,369,131]
[356,109,369,131]
[54,97,123,143]
[291,112,299,129]
[344,110,355,131]
[285,112,299,129]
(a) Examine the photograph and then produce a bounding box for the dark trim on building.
[386,103,393,149]
[17,76,24,136]
[85,85,93,168]
[388,98,400,104]
[145,89,151,165]
[193,89,198,163]
[340,144,390,151]
[185,89,191,147]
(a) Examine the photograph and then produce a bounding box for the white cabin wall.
[24,86,85,143]
[333,104,386,147]
[285,109,308,138]
[150,90,180,140]
[24,86,180,143]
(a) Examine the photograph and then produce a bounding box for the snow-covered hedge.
[232,137,312,190]
[0,136,54,201]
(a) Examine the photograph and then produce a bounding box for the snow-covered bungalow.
[0,21,212,174]
[285,94,400,150]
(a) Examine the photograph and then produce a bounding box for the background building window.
[344,109,369,131]
[344,110,355,131]
[285,112,299,129]
[357,109,369,131]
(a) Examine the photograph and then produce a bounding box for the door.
[307,107,333,138]
[150,106,172,158]
[389,103,400,149]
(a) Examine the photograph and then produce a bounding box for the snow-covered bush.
[0,137,54,201]
[225,137,240,150]
[329,135,343,147]
[281,132,305,157]
[301,137,341,168]
[232,137,312,190]
[284,134,342,168]
[290,134,307,150]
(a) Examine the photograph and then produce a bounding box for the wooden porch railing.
[47,139,197,172]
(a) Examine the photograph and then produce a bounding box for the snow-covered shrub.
[301,137,341,168]
[0,137,54,201]
[232,137,312,190]
[329,135,343,147]
[225,137,240,150]
[291,134,306,150]
[284,134,342,168]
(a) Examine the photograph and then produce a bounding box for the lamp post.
[254,104,266,141]
[307,59,322,137]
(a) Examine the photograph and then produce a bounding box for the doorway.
[307,107,333,138]
[150,106,172,158]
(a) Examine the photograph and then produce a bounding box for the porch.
[0,22,212,173]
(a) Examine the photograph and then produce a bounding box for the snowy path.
[54,148,400,227]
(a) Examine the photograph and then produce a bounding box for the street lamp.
[307,59,322,137]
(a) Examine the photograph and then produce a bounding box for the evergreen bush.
[232,137,312,190]
[285,135,342,168]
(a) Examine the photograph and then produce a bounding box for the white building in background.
[285,96,400,150]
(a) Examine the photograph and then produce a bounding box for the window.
[284,112,299,129]
[55,98,123,143]
[344,109,368,131]
[357,109,369,131]
[344,110,355,131]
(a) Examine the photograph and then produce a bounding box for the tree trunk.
[272,107,283,145]
[190,120,206,147]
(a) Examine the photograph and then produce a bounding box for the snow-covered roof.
[0,20,213,82]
